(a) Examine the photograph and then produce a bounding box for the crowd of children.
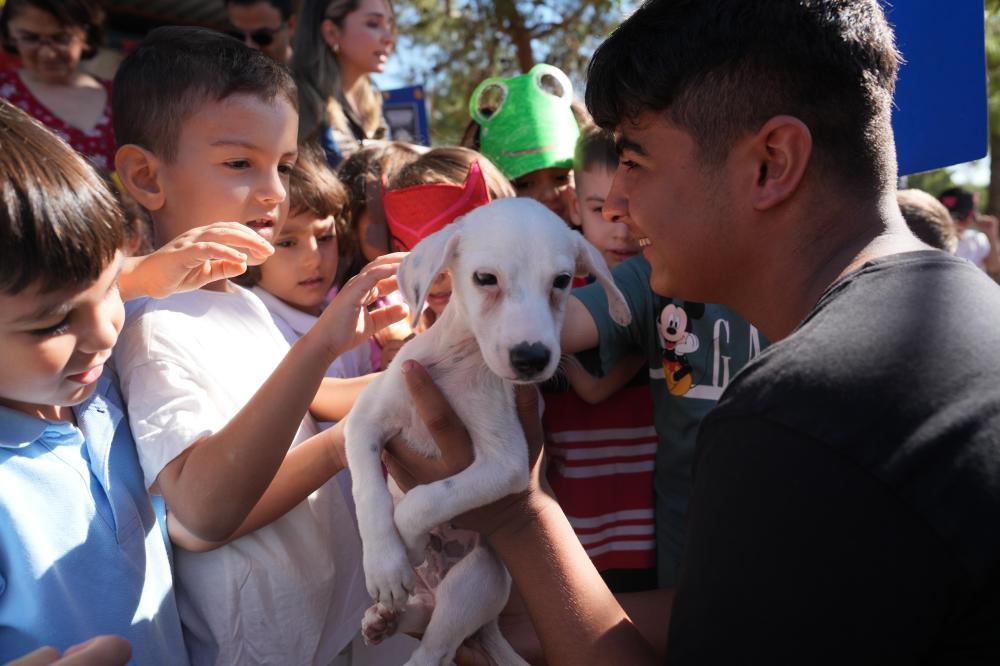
[0,18,662,663]
[2,3,998,665]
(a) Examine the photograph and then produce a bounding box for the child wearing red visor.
[383,147,514,330]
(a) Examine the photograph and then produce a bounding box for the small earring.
[333,43,340,53]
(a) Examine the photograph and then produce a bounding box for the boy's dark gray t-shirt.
[574,256,766,586]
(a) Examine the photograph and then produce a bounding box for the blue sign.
[887,0,988,175]
[382,85,431,146]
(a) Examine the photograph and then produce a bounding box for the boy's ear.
[115,144,166,211]
[745,115,812,212]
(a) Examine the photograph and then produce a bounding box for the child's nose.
[78,303,121,354]
[303,239,321,266]
[256,171,287,206]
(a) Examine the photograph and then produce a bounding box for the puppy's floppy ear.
[574,235,632,326]
[398,222,462,327]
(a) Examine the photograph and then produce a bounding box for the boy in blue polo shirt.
[0,99,273,663]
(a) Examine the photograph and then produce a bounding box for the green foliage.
[392,0,626,145]
[905,168,988,209]
[904,169,957,198]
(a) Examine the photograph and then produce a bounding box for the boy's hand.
[6,636,131,666]
[119,222,274,300]
[314,253,408,362]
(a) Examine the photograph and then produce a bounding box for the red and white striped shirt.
[543,379,657,573]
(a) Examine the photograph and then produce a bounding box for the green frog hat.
[469,63,581,182]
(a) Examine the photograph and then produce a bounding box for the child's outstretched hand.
[315,253,408,361]
[119,222,274,300]
[7,636,131,666]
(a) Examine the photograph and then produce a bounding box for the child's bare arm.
[564,353,646,404]
[154,257,406,542]
[309,373,379,422]
[168,422,348,552]
[119,222,274,300]
[561,294,600,354]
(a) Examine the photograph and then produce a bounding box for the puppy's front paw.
[363,536,416,609]
[361,603,399,645]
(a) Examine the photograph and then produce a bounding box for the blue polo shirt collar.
[0,377,121,451]
[0,404,50,449]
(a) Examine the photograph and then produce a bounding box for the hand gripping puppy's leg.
[345,414,415,609]
[392,437,529,559]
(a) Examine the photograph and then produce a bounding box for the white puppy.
[344,198,631,666]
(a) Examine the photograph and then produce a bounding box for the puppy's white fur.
[345,198,631,666]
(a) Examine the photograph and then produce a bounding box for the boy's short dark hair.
[234,147,349,287]
[586,0,900,194]
[574,126,618,180]
[1,0,106,59]
[112,26,298,162]
[224,0,296,20]
[0,100,124,295]
[896,188,958,254]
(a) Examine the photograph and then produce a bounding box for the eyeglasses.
[224,22,286,48]
[11,31,81,52]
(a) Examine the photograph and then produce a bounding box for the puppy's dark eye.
[473,271,498,286]
[553,274,572,289]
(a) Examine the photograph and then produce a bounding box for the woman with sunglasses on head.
[292,0,396,168]
[0,0,115,173]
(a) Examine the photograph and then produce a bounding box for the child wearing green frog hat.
[467,63,582,226]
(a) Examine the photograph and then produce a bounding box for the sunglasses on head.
[224,22,285,48]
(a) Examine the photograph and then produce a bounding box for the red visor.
[384,161,492,251]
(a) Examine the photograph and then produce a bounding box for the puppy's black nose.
[509,342,551,378]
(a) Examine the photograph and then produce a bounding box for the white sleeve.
[119,357,230,490]
[115,309,233,491]
[972,232,991,264]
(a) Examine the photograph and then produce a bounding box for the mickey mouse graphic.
[657,301,705,396]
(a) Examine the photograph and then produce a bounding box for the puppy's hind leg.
[405,544,527,666]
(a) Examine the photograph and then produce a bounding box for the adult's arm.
[384,362,660,666]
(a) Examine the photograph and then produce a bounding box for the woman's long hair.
[291,0,392,144]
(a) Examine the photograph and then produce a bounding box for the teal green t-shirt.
[574,256,767,586]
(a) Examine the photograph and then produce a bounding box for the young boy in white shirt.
[0,99,273,664]
[111,27,405,665]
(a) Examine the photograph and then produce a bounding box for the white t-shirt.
[957,228,991,269]
[115,285,370,666]
[252,287,372,380]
